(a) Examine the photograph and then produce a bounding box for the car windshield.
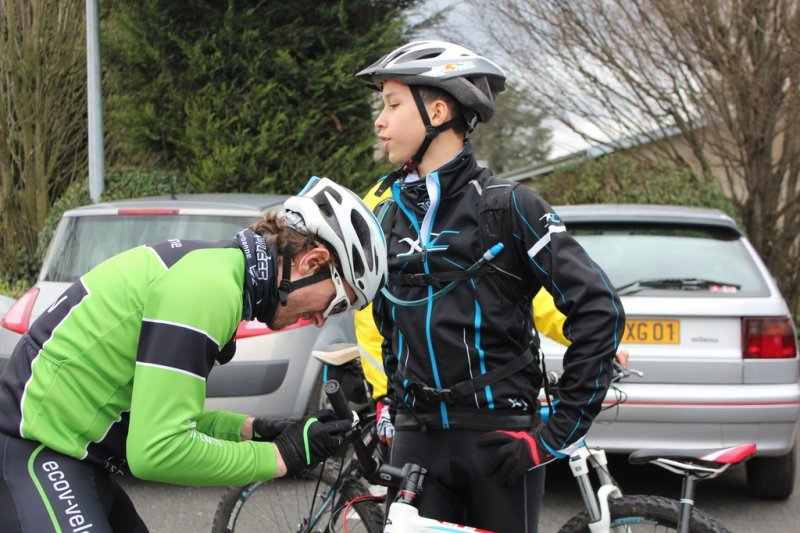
[42,214,259,282]
[569,223,768,295]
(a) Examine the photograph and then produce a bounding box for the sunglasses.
[323,263,351,318]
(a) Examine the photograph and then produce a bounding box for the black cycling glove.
[477,427,556,486]
[273,409,351,476]
[252,418,292,442]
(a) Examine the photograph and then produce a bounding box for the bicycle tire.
[212,461,385,533]
[557,494,731,533]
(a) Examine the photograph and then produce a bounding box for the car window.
[568,224,768,295]
[42,214,259,282]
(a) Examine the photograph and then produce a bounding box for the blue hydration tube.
[540,402,555,423]
[380,243,505,307]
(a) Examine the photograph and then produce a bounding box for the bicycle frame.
[382,461,495,533]
[385,504,494,532]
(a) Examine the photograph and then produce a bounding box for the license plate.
[623,319,680,344]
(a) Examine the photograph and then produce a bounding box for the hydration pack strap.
[375,169,402,197]
[389,265,494,290]
[380,243,504,308]
[400,349,535,404]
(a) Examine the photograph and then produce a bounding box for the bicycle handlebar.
[324,379,410,488]
[547,361,642,390]
[324,380,377,473]
[541,361,643,423]
[323,379,354,421]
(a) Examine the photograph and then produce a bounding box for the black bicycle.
[212,346,754,532]
[211,347,386,533]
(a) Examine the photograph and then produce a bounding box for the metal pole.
[86,0,104,203]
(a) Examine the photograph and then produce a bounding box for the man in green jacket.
[0,177,387,533]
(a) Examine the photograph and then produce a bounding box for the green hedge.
[0,279,30,299]
[536,154,735,216]
[103,0,404,196]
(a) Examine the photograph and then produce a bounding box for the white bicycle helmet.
[356,40,507,127]
[284,177,388,311]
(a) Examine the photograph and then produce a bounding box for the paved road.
[122,452,799,532]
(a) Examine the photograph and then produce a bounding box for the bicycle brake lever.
[618,368,644,379]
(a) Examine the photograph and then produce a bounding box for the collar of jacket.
[430,140,481,197]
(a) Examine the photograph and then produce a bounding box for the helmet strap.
[277,243,335,306]
[375,85,463,197]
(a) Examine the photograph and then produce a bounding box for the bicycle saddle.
[629,442,756,466]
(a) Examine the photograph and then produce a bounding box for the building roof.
[501,124,683,183]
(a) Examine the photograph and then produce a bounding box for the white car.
[0,194,354,418]
[541,204,799,499]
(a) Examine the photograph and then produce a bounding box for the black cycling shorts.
[0,433,148,533]
[388,428,545,533]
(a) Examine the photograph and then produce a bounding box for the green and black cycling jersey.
[374,141,625,454]
[0,240,278,486]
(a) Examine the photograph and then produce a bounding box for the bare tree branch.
[468,0,800,314]
[0,0,87,282]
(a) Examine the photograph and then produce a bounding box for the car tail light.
[742,317,797,359]
[1,287,39,334]
[235,318,314,339]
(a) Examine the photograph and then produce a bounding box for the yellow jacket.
[355,182,570,399]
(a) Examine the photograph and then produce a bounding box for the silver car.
[0,295,14,321]
[540,204,799,499]
[0,193,354,418]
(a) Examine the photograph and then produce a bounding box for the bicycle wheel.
[557,494,731,533]
[212,461,385,533]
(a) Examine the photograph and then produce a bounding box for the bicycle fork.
[569,447,622,533]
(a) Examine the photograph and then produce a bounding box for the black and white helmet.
[356,40,507,127]
[284,177,387,311]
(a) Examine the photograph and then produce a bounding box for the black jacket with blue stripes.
[373,142,625,452]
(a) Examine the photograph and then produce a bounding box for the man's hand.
[376,401,394,447]
[273,409,351,476]
[477,427,556,486]
[252,418,293,442]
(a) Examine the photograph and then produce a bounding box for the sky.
[406,0,594,159]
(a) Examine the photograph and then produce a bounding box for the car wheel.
[746,443,795,500]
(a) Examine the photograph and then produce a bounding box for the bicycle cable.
[341,494,386,533]
[301,456,346,533]
[597,384,628,423]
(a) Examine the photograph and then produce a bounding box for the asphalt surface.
[121,450,800,532]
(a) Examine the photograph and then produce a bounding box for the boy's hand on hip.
[478,427,555,486]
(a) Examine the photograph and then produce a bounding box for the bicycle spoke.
[212,464,385,533]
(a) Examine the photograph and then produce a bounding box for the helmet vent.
[351,244,365,277]
[315,187,342,210]
[350,211,373,271]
